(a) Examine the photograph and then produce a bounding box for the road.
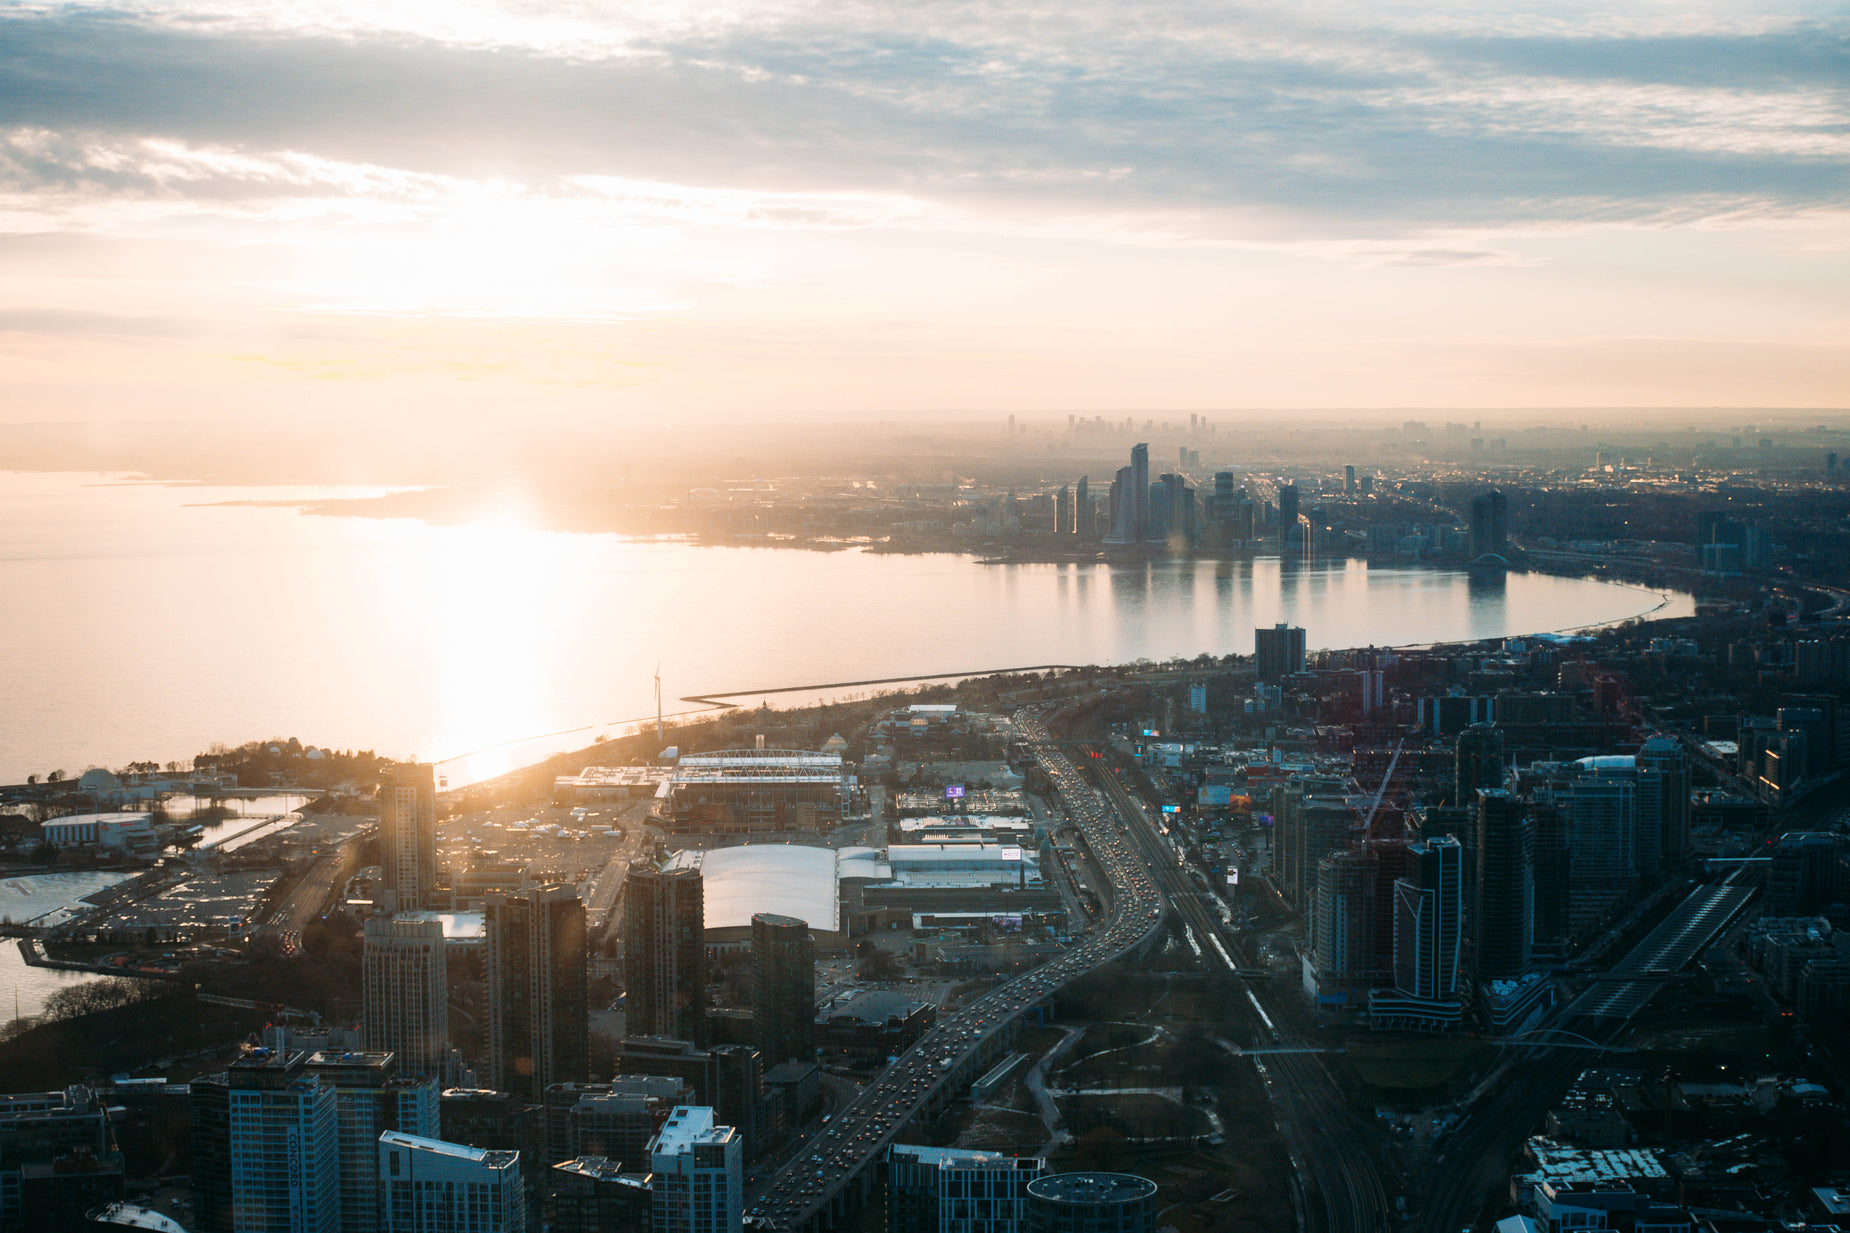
[255,831,365,952]
[750,712,1168,1231]
[1088,746,1394,1233]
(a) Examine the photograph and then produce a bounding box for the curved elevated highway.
[749,712,1167,1232]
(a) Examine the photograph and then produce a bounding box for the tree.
[856,949,903,982]
[1073,1126,1124,1172]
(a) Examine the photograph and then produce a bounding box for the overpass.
[748,713,1168,1231]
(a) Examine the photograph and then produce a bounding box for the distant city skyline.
[0,2,1845,428]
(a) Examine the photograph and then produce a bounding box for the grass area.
[1060,1092,1211,1140]
[956,1106,1047,1152]
[1343,1036,1495,1092]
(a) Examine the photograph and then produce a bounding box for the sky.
[1,1,1847,427]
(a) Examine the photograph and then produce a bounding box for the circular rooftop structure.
[1026,1173,1158,1233]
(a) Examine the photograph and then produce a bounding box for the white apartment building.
[649,1106,743,1233]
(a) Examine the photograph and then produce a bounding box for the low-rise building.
[888,1145,1044,1233]
[816,989,936,1060]
[38,812,157,854]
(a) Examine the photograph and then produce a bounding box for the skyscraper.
[379,763,438,912]
[1074,476,1091,539]
[364,916,450,1081]
[1393,836,1462,1000]
[486,885,589,1101]
[1130,442,1151,543]
[624,864,708,1045]
[191,1049,341,1233]
[649,1107,743,1233]
[1455,724,1504,803]
[1768,832,1842,916]
[1535,761,1644,938]
[1469,489,1509,560]
[304,1051,440,1233]
[1254,623,1305,683]
[1106,466,1135,544]
[1312,847,1377,986]
[1638,736,1691,866]
[1474,790,1534,981]
[1055,485,1072,535]
[1212,472,1236,523]
[1276,483,1299,551]
[751,913,815,1067]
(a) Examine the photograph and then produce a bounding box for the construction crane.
[196,992,322,1027]
[1361,739,1404,839]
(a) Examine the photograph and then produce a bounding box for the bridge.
[748,714,1168,1231]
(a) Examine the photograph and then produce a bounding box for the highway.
[748,712,1167,1231]
[1086,745,1395,1233]
[255,831,365,953]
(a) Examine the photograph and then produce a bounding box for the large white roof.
[664,845,842,932]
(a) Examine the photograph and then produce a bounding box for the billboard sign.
[945,784,965,800]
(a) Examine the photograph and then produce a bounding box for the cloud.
[0,306,195,337]
[0,3,1844,244]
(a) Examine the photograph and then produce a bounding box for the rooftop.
[393,910,486,940]
[820,988,929,1025]
[664,845,844,932]
[553,1156,652,1183]
[672,748,845,785]
[1027,1173,1159,1205]
[892,1144,1038,1170]
[557,766,670,787]
[85,1204,190,1232]
[1526,1138,1667,1184]
[380,1131,518,1169]
[651,1106,737,1155]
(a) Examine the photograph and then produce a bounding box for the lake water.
[0,471,1692,788]
[0,871,137,1022]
